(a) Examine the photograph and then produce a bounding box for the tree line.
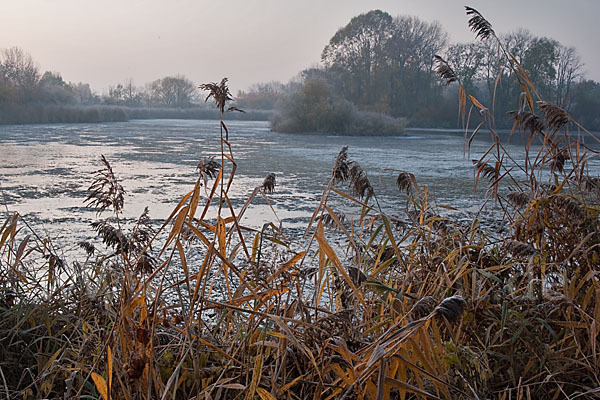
[239,10,600,132]
[0,47,207,124]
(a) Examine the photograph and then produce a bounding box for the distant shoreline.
[0,104,272,125]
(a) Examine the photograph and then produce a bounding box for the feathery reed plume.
[504,240,537,257]
[396,171,417,194]
[538,101,570,130]
[135,252,155,274]
[262,173,276,193]
[91,220,127,252]
[348,162,373,198]
[85,155,125,214]
[465,6,495,40]
[509,110,545,134]
[197,157,221,181]
[550,149,567,174]
[473,159,497,182]
[552,195,585,221]
[78,240,96,256]
[434,55,459,86]
[330,146,372,197]
[198,78,233,114]
[332,146,350,184]
[408,296,437,320]
[507,190,530,208]
[129,207,154,253]
[434,295,467,323]
[320,211,347,231]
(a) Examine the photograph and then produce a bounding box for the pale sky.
[1,0,599,94]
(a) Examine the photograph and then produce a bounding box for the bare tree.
[555,45,583,108]
[0,47,40,102]
[387,15,448,72]
[321,10,395,104]
[123,78,139,106]
[158,75,196,108]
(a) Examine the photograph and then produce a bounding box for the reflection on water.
[1,119,598,253]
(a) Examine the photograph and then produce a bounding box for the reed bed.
[1,7,600,399]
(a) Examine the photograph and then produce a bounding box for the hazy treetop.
[1,0,598,93]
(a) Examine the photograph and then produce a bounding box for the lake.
[1,119,597,255]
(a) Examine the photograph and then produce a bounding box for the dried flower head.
[348,162,373,198]
[91,220,127,252]
[434,295,467,323]
[136,252,156,274]
[538,101,570,130]
[552,195,585,221]
[320,211,347,231]
[78,241,96,256]
[397,171,417,194]
[550,149,567,174]
[332,146,350,184]
[465,6,495,41]
[434,55,459,86]
[473,159,498,182]
[197,157,221,184]
[331,146,372,198]
[509,110,545,134]
[199,78,233,114]
[129,207,154,254]
[85,155,125,214]
[507,191,530,208]
[409,296,437,320]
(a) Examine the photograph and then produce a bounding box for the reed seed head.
[473,159,497,182]
[465,6,495,41]
[409,296,437,320]
[396,171,416,194]
[434,295,467,323]
[199,78,233,113]
[507,191,530,208]
[332,146,350,184]
[538,101,570,130]
[509,110,545,134]
[197,158,221,181]
[434,55,459,86]
[85,155,125,214]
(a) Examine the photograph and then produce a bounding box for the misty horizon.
[1,0,600,94]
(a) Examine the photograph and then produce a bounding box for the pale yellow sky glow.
[1,0,598,94]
